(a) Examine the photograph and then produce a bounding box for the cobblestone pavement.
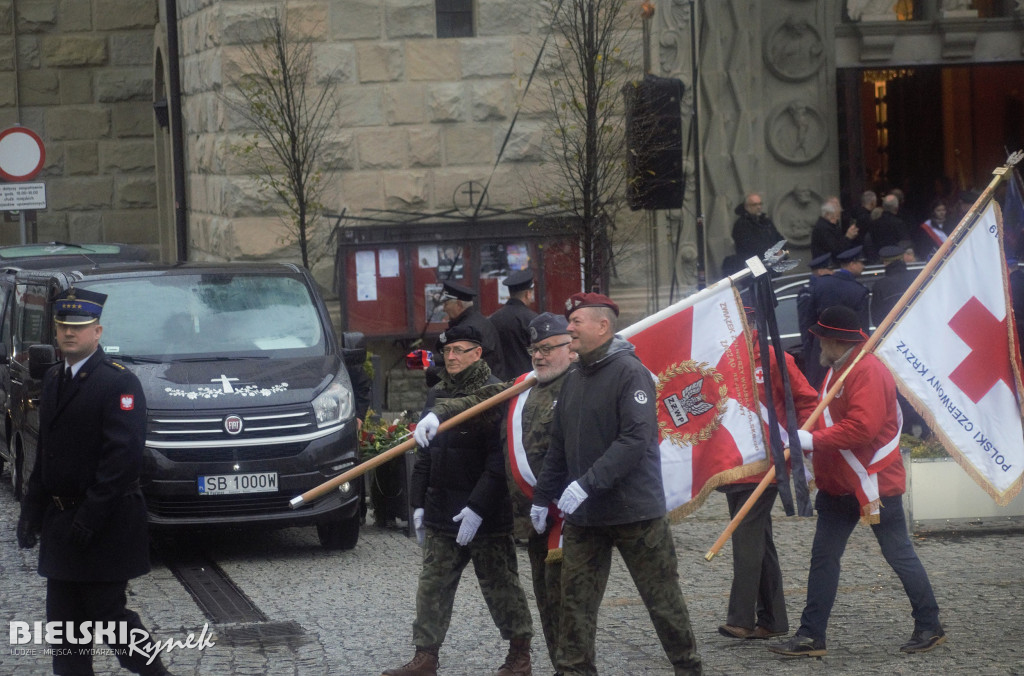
[2,476,1022,676]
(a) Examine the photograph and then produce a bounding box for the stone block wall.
[0,0,159,248]
[176,0,553,287]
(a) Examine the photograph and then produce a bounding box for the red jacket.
[811,346,905,499]
[733,342,819,485]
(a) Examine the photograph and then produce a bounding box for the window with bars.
[436,0,473,38]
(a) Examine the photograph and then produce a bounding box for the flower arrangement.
[359,409,417,461]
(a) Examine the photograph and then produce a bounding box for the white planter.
[906,456,1024,524]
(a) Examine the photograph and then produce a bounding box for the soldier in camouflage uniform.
[383,323,533,676]
[531,293,702,676]
[419,312,576,669]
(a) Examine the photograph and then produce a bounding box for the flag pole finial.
[996,149,1024,176]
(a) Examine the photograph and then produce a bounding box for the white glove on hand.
[414,412,440,448]
[530,505,548,534]
[452,507,483,546]
[557,481,588,515]
[413,507,425,545]
[797,429,814,452]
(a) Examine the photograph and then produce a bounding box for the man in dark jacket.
[871,245,917,326]
[489,269,538,380]
[531,293,702,676]
[384,324,533,676]
[810,198,859,260]
[435,280,503,376]
[731,193,784,263]
[16,288,169,676]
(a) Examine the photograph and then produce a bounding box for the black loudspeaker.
[623,75,685,211]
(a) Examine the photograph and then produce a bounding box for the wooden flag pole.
[289,375,538,508]
[704,152,1023,561]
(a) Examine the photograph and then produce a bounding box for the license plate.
[198,472,278,495]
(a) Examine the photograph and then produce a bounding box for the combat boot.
[381,645,439,676]
[495,637,532,676]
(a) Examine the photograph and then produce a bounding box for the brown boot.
[495,637,532,676]
[382,646,439,676]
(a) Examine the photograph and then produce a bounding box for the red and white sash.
[506,372,563,556]
[920,221,947,248]
[820,368,903,522]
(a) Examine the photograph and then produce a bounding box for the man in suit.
[16,288,170,675]
[489,269,538,380]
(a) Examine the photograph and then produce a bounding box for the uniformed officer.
[797,253,834,382]
[384,324,533,676]
[802,245,869,389]
[435,280,503,376]
[488,269,538,380]
[16,288,170,676]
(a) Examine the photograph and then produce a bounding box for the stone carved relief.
[773,186,822,247]
[656,0,692,76]
[763,16,824,82]
[766,101,827,165]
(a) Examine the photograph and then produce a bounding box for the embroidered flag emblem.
[120,395,134,410]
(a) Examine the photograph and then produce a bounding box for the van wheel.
[317,515,360,550]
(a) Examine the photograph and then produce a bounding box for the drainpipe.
[164,0,188,262]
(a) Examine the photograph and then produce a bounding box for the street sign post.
[0,182,46,211]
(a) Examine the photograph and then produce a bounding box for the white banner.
[875,201,1024,503]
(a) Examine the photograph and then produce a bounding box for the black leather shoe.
[768,634,827,657]
[900,627,946,653]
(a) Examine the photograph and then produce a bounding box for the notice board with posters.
[336,219,582,339]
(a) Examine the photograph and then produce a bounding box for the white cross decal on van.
[212,375,240,393]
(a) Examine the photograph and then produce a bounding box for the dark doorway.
[838,63,1024,226]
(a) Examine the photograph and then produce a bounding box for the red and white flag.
[624,283,769,517]
[874,199,1024,504]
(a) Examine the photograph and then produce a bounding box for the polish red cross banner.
[624,283,769,518]
[874,200,1024,504]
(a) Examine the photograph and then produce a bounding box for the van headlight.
[312,379,354,428]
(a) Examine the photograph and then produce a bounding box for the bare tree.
[225,14,342,269]
[533,0,643,293]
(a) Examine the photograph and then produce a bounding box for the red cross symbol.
[948,297,1012,404]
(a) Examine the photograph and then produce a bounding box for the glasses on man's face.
[527,341,571,357]
[442,345,478,357]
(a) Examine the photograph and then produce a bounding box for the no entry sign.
[0,127,46,182]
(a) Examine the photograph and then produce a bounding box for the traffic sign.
[0,127,46,182]
[0,182,46,211]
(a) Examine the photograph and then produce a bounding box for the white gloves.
[530,505,548,534]
[797,429,814,452]
[557,481,588,515]
[414,412,440,447]
[413,507,425,544]
[453,506,483,546]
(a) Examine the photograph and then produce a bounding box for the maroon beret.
[564,292,619,319]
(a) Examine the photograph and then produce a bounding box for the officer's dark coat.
[489,298,537,380]
[23,346,150,582]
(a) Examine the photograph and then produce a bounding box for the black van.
[7,262,363,549]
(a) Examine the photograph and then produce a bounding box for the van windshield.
[80,273,327,359]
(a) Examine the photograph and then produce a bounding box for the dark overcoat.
[23,346,150,581]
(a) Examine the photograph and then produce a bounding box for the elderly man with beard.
[769,305,945,659]
[531,293,701,676]
[416,312,577,670]
[384,323,533,676]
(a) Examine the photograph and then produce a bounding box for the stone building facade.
[0,0,160,247]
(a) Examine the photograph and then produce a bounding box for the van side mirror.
[28,344,57,380]
[341,331,366,368]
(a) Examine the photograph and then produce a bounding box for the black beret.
[528,312,569,343]
[878,245,904,260]
[438,323,482,346]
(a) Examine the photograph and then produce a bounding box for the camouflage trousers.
[412,529,533,648]
[527,529,564,668]
[557,517,702,675]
